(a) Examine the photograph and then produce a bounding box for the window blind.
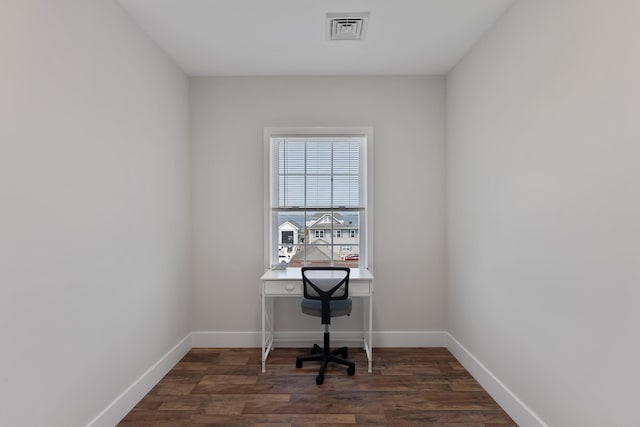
[272,137,362,209]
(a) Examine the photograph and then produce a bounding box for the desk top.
[261,267,374,281]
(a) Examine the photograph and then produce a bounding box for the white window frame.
[264,126,374,270]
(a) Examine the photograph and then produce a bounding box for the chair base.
[296,333,355,384]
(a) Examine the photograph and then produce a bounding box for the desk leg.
[268,297,274,352]
[261,289,266,373]
[361,292,373,373]
[362,297,367,352]
[262,294,275,373]
[368,293,373,373]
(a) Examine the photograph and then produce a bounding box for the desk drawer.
[264,281,303,295]
[263,280,371,296]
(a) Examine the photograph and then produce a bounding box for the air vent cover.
[327,12,370,41]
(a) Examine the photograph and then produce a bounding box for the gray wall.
[0,1,191,425]
[190,76,446,336]
[446,0,640,425]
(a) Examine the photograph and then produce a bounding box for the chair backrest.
[301,267,350,324]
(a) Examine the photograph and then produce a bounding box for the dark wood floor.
[119,347,516,426]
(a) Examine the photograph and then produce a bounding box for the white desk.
[260,267,374,373]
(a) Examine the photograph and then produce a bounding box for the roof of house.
[278,220,302,230]
[308,212,359,229]
[309,212,344,221]
[289,240,342,262]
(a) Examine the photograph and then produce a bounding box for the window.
[264,127,372,269]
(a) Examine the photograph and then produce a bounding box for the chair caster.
[296,358,302,368]
[316,374,324,385]
[341,349,348,358]
[347,366,355,376]
[311,344,321,354]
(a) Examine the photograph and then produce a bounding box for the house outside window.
[264,127,373,269]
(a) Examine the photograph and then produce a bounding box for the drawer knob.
[285,284,295,291]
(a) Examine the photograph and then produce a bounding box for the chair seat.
[301,298,352,318]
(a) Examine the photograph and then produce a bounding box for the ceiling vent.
[327,12,369,41]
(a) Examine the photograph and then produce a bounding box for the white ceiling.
[117,0,515,76]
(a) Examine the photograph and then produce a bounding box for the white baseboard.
[273,331,368,348]
[446,333,548,427]
[191,331,260,347]
[190,330,447,348]
[86,333,192,427]
[374,330,447,347]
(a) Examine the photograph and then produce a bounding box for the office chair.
[295,267,355,384]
